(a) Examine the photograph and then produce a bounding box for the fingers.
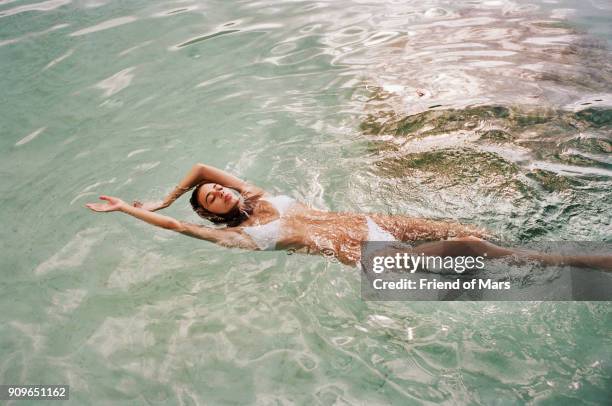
[85,196,124,212]
[85,203,103,212]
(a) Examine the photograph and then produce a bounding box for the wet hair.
[189,182,260,227]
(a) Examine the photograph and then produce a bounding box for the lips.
[224,193,231,202]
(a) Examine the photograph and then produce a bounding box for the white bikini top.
[241,194,297,251]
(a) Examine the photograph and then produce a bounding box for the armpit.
[242,183,266,199]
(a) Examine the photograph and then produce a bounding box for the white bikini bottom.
[365,216,396,242]
[358,216,406,270]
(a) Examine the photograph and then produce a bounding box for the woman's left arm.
[134,163,264,211]
[186,163,265,197]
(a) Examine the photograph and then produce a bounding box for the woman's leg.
[411,236,611,271]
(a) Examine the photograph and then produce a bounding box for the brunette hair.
[189,183,260,227]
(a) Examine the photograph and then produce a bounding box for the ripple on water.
[15,127,46,146]
[0,0,71,18]
[43,48,74,70]
[175,30,241,49]
[150,5,199,18]
[48,288,88,316]
[106,249,185,290]
[34,227,104,275]
[118,40,153,57]
[0,23,69,47]
[94,67,135,97]
[69,16,137,37]
[195,73,234,89]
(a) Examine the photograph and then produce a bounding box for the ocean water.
[0,0,611,404]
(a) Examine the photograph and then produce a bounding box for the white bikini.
[241,195,297,251]
[364,215,397,242]
[361,216,400,269]
[242,194,397,251]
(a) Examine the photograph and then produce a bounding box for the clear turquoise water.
[1,0,611,404]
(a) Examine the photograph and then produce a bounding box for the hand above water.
[85,195,126,212]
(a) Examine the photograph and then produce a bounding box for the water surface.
[1,0,610,404]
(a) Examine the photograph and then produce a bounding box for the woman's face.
[198,183,239,214]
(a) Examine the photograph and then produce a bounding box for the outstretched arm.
[134,163,265,211]
[87,196,256,249]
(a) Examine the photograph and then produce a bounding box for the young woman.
[86,163,610,270]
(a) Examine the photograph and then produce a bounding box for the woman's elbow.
[163,219,183,231]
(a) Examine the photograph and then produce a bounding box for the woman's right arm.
[87,195,257,249]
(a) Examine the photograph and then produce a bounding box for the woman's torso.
[238,194,488,266]
[238,194,386,265]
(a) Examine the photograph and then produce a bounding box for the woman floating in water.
[86,163,610,270]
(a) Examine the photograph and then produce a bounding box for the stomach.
[277,210,490,265]
[277,209,369,266]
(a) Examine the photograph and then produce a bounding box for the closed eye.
[206,184,220,205]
